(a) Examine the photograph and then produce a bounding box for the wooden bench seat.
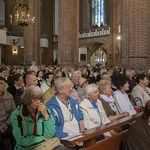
[60,112,142,150]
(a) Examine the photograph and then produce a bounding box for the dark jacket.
[62,72,69,78]
[7,84,17,98]
[122,114,150,150]
[7,84,23,106]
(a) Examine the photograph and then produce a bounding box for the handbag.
[2,137,13,150]
[34,137,61,150]
[2,125,14,150]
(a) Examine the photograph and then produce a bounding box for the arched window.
[93,0,104,27]
[95,49,105,63]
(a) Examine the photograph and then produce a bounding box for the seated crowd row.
[0,63,150,150]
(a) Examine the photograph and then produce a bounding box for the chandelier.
[10,0,35,29]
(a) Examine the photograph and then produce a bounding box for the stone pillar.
[58,0,79,66]
[23,0,41,65]
[121,0,150,69]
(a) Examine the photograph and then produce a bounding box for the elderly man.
[46,77,85,139]
[25,74,38,87]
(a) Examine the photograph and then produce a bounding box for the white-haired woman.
[80,84,114,139]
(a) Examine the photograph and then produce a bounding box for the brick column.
[41,0,53,65]
[58,0,79,66]
[121,0,150,69]
[79,0,91,31]
[23,0,41,65]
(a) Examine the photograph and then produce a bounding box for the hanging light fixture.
[10,0,35,29]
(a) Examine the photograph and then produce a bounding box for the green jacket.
[11,104,56,150]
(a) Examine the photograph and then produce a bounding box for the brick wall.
[58,0,79,66]
[121,0,150,69]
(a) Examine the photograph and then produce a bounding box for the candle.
[32,17,35,24]
[27,14,30,19]
[10,15,12,24]
[118,25,121,33]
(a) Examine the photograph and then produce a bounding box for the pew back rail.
[60,112,142,149]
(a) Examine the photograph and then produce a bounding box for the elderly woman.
[113,74,136,115]
[98,80,129,121]
[11,86,65,150]
[80,84,113,138]
[131,73,150,107]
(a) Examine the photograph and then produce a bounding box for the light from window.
[95,50,105,62]
[94,0,104,27]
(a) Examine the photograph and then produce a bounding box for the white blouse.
[113,90,136,115]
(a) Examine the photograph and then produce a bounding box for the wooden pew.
[60,112,142,150]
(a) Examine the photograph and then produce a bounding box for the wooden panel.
[84,131,126,150]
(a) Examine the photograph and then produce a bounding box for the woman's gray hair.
[54,77,71,92]
[21,85,43,105]
[84,84,98,98]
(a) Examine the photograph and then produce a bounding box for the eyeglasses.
[59,99,73,121]
[33,97,43,102]
[68,109,73,121]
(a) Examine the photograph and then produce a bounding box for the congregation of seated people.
[0,63,150,149]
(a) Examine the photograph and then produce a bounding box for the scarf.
[100,94,118,114]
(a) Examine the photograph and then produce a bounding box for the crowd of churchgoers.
[0,61,150,149]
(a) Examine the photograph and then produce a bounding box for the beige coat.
[132,84,150,107]
[0,90,16,125]
[79,98,111,136]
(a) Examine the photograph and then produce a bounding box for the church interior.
[0,1,150,150]
[0,0,149,69]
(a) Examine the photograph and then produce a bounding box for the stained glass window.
[94,0,104,27]
[95,50,105,63]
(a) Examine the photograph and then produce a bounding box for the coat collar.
[2,90,13,100]
[82,98,97,109]
[22,104,30,116]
